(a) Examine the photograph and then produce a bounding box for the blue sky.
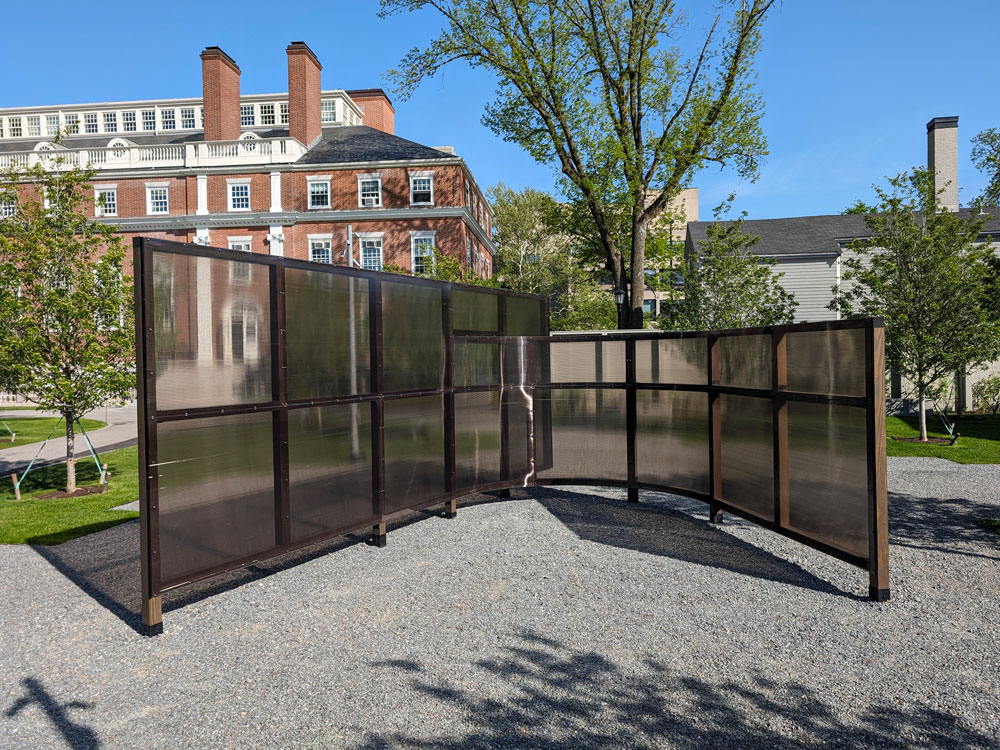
[2,0,998,220]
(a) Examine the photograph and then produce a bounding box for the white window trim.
[145,183,170,216]
[356,231,385,271]
[93,184,118,217]
[357,173,383,208]
[227,178,252,212]
[228,236,253,251]
[409,171,434,206]
[410,230,436,273]
[307,233,334,264]
[307,176,332,210]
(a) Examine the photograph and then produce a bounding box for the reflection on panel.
[384,395,445,512]
[504,389,534,483]
[288,404,374,543]
[455,391,501,489]
[635,390,709,494]
[454,342,500,387]
[506,297,544,335]
[718,334,771,390]
[156,413,275,583]
[542,340,626,383]
[720,395,774,520]
[535,388,627,481]
[152,251,272,410]
[286,270,370,400]
[502,338,533,387]
[382,281,444,392]
[635,337,706,384]
[453,289,499,332]
[786,402,869,558]
[786,328,867,397]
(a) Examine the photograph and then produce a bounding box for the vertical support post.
[498,293,510,496]
[11,474,20,501]
[708,504,723,524]
[707,333,722,520]
[868,320,891,601]
[271,265,290,548]
[370,521,387,548]
[772,329,789,527]
[626,337,638,503]
[443,284,456,517]
[134,239,162,637]
[370,277,386,546]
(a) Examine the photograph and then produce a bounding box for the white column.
[269,224,284,257]
[196,256,213,363]
[269,171,282,213]
[196,174,208,216]
[195,227,211,246]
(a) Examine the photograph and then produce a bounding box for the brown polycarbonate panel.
[286,270,370,400]
[506,297,544,335]
[382,281,444,392]
[454,341,500,387]
[786,402,870,558]
[503,338,533,387]
[718,334,771,390]
[719,395,774,520]
[635,390,709,494]
[544,340,626,383]
[152,251,272,410]
[383,395,445,512]
[156,413,275,583]
[786,328,867,397]
[455,391,501,489]
[453,289,499,332]
[635,337,707,384]
[535,388,627,481]
[288,404,374,542]
[503,389,534,483]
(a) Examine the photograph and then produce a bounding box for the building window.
[309,237,333,264]
[199,108,204,128]
[240,104,255,127]
[95,188,117,217]
[411,232,435,275]
[1,200,15,219]
[26,116,41,137]
[122,111,136,132]
[466,237,472,271]
[279,103,289,124]
[45,115,60,136]
[141,110,156,131]
[161,109,176,130]
[180,108,196,129]
[358,175,382,207]
[8,117,21,138]
[321,100,337,123]
[228,181,251,211]
[643,299,656,316]
[260,103,275,126]
[308,178,331,209]
[228,239,252,281]
[410,174,433,205]
[103,112,118,133]
[360,236,383,271]
[146,186,169,215]
[465,181,470,207]
[229,238,252,253]
[82,114,97,134]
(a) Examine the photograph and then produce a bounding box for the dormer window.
[321,100,337,124]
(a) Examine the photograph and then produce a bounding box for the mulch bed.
[891,436,954,445]
[37,485,108,499]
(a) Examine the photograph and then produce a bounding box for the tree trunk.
[64,413,76,494]
[917,384,928,441]
[627,218,648,329]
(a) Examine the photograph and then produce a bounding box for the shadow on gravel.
[887,491,1000,561]
[359,630,996,750]
[4,677,98,749]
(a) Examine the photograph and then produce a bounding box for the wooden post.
[868,321,891,601]
[370,521,387,548]
[12,474,21,501]
[443,498,457,519]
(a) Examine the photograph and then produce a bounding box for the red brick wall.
[289,165,466,211]
[206,173,271,213]
[347,90,395,134]
[287,43,322,146]
[201,48,241,142]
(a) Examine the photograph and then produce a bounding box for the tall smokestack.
[927,116,959,212]
[201,47,242,142]
[286,41,322,147]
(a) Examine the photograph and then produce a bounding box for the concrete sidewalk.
[0,404,138,476]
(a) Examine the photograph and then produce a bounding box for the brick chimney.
[346,89,395,135]
[286,41,322,147]
[927,116,959,212]
[201,46,241,142]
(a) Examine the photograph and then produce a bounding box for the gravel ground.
[1,456,998,749]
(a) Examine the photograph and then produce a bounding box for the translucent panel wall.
[454,391,501,489]
[786,328,867,397]
[541,340,626,383]
[635,390,709,494]
[535,388,627,481]
[453,289,499,332]
[381,281,444,392]
[635,337,706,384]
[719,395,774,520]
[506,296,545,335]
[383,395,446,512]
[718,334,771,390]
[454,342,500,387]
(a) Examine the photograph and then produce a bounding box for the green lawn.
[886,415,1000,464]
[976,519,1000,535]
[0,417,106,451]
[0,446,139,545]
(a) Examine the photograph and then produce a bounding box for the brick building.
[0,42,496,279]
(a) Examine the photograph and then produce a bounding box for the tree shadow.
[4,677,98,750]
[357,630,995,749]
[886,490,1000,562]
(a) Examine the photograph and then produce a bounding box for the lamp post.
[613,287,625,330]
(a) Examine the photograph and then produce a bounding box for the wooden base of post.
[709,504,723,524]
[141,594,162,637]
[496,488,511,498]
[11,474,20,501]
[369,522,387,548]
[443,498,457,519]
[627,487,639,503]
[868,586,891,602]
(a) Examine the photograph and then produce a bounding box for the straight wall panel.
[381,281,444,392]
[635,390,709,494]
[383,395,446,512]
[719,395,774,520]
[718,334,771,391]
[453,289,499,332]
[454,342,500,387]
[535,388,627,481]
[506,297,545,335]
[544,340,626,383]
[635,338,706,384]
[786,328,867,397]
[454,391,502,489]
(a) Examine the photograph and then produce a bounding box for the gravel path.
[1,456,998,749]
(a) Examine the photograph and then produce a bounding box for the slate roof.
[686,209,1000,257]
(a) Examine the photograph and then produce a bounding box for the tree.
[489,183,615,330]
[830,169,1000,441]
[662,207,796,331]
[380,0,774,328]
[0,154,135,493]
[971,127,1000,208]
